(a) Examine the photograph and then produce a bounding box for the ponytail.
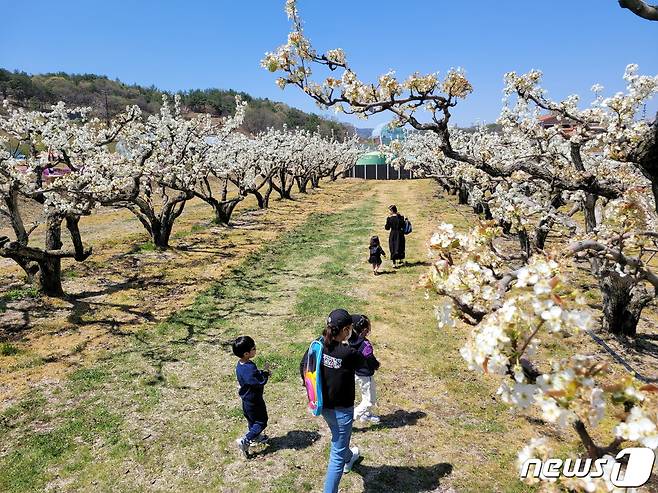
[323,324,342,345]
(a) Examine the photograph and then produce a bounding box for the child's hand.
[263,362,271,372]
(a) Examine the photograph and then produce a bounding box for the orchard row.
[0,96,362,295]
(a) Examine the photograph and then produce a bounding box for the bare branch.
[568,239,658,290]
[619,0,658,20]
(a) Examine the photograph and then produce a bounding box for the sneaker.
[367,415,381,424]
[343,446,360,473]
[236,437,250,458]
[250,434,269,445]
[357,414,369,423]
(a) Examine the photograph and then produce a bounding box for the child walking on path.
[368,236,386,275]
[348,314,381,424]
[232,335,271,458]
[300,309,363,493]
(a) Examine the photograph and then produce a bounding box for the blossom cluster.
[262,0,473,122]
[423,222,504,324]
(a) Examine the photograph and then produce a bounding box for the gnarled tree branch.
[619,0,658,20]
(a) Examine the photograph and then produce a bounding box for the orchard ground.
[1,179,657,492]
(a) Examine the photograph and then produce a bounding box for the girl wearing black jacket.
[300,309,362,493]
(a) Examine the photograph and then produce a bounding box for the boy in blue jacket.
[233,335,270,458]
[348,315,381,424]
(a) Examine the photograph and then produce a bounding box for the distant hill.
[0,68,355,138]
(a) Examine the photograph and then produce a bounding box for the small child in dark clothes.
[232,335,271,458]
[348,314,381,423]
[368,236,386,275]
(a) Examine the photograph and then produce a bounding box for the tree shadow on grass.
[353,409,427,433]
[174,245,237,255]
[631,333,658,361]
[355,462,453,493]
[374,270,396,276]
[251,430,321,457]
[401,260,432,268]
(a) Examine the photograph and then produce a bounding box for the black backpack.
[403,217,412,235]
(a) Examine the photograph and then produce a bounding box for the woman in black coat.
[385,204,405,267]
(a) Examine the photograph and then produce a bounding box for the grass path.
[1,179,574,492]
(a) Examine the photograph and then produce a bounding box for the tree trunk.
[272,171,293,200]
[37,215,64,296]
[154,201,184,249]
[283,172,295,198]
[151,219,170,249]
[250,189,266,209]
[213,198,242,225]
[570,142,599,232]
[458,182,469,205]
[534,226,550,251]
[629,113,658,212]
[482,201,494,220]
[518,228,531,258]
[280,170,292,199]
[221,177,229,202]
[311,174,320,188]
[296,176,309,194]
[262,179,274,207]
[3,188,41,281]
[583,194,598,233]
[600,272,652,337]
[534,216,555,251]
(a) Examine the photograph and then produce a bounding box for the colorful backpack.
[303,338,324,416]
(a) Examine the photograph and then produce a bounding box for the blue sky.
[1,0,657,129]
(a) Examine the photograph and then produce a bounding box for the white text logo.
[520,448,655,487]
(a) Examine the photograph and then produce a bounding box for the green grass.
[254,342,308,384]
[133,241,157,253]
[68,367,110,394]
[0,391,47,433]
[172,223,207,239]
[0,343,22,356]
[62,269,80,279]
[295,286,363,317]
[321,260,348,277]
[1,286,40,302]
[0,403,121,492]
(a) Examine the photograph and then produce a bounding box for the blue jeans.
[322,406,354,493]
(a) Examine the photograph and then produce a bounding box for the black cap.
[327,308,352,329]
